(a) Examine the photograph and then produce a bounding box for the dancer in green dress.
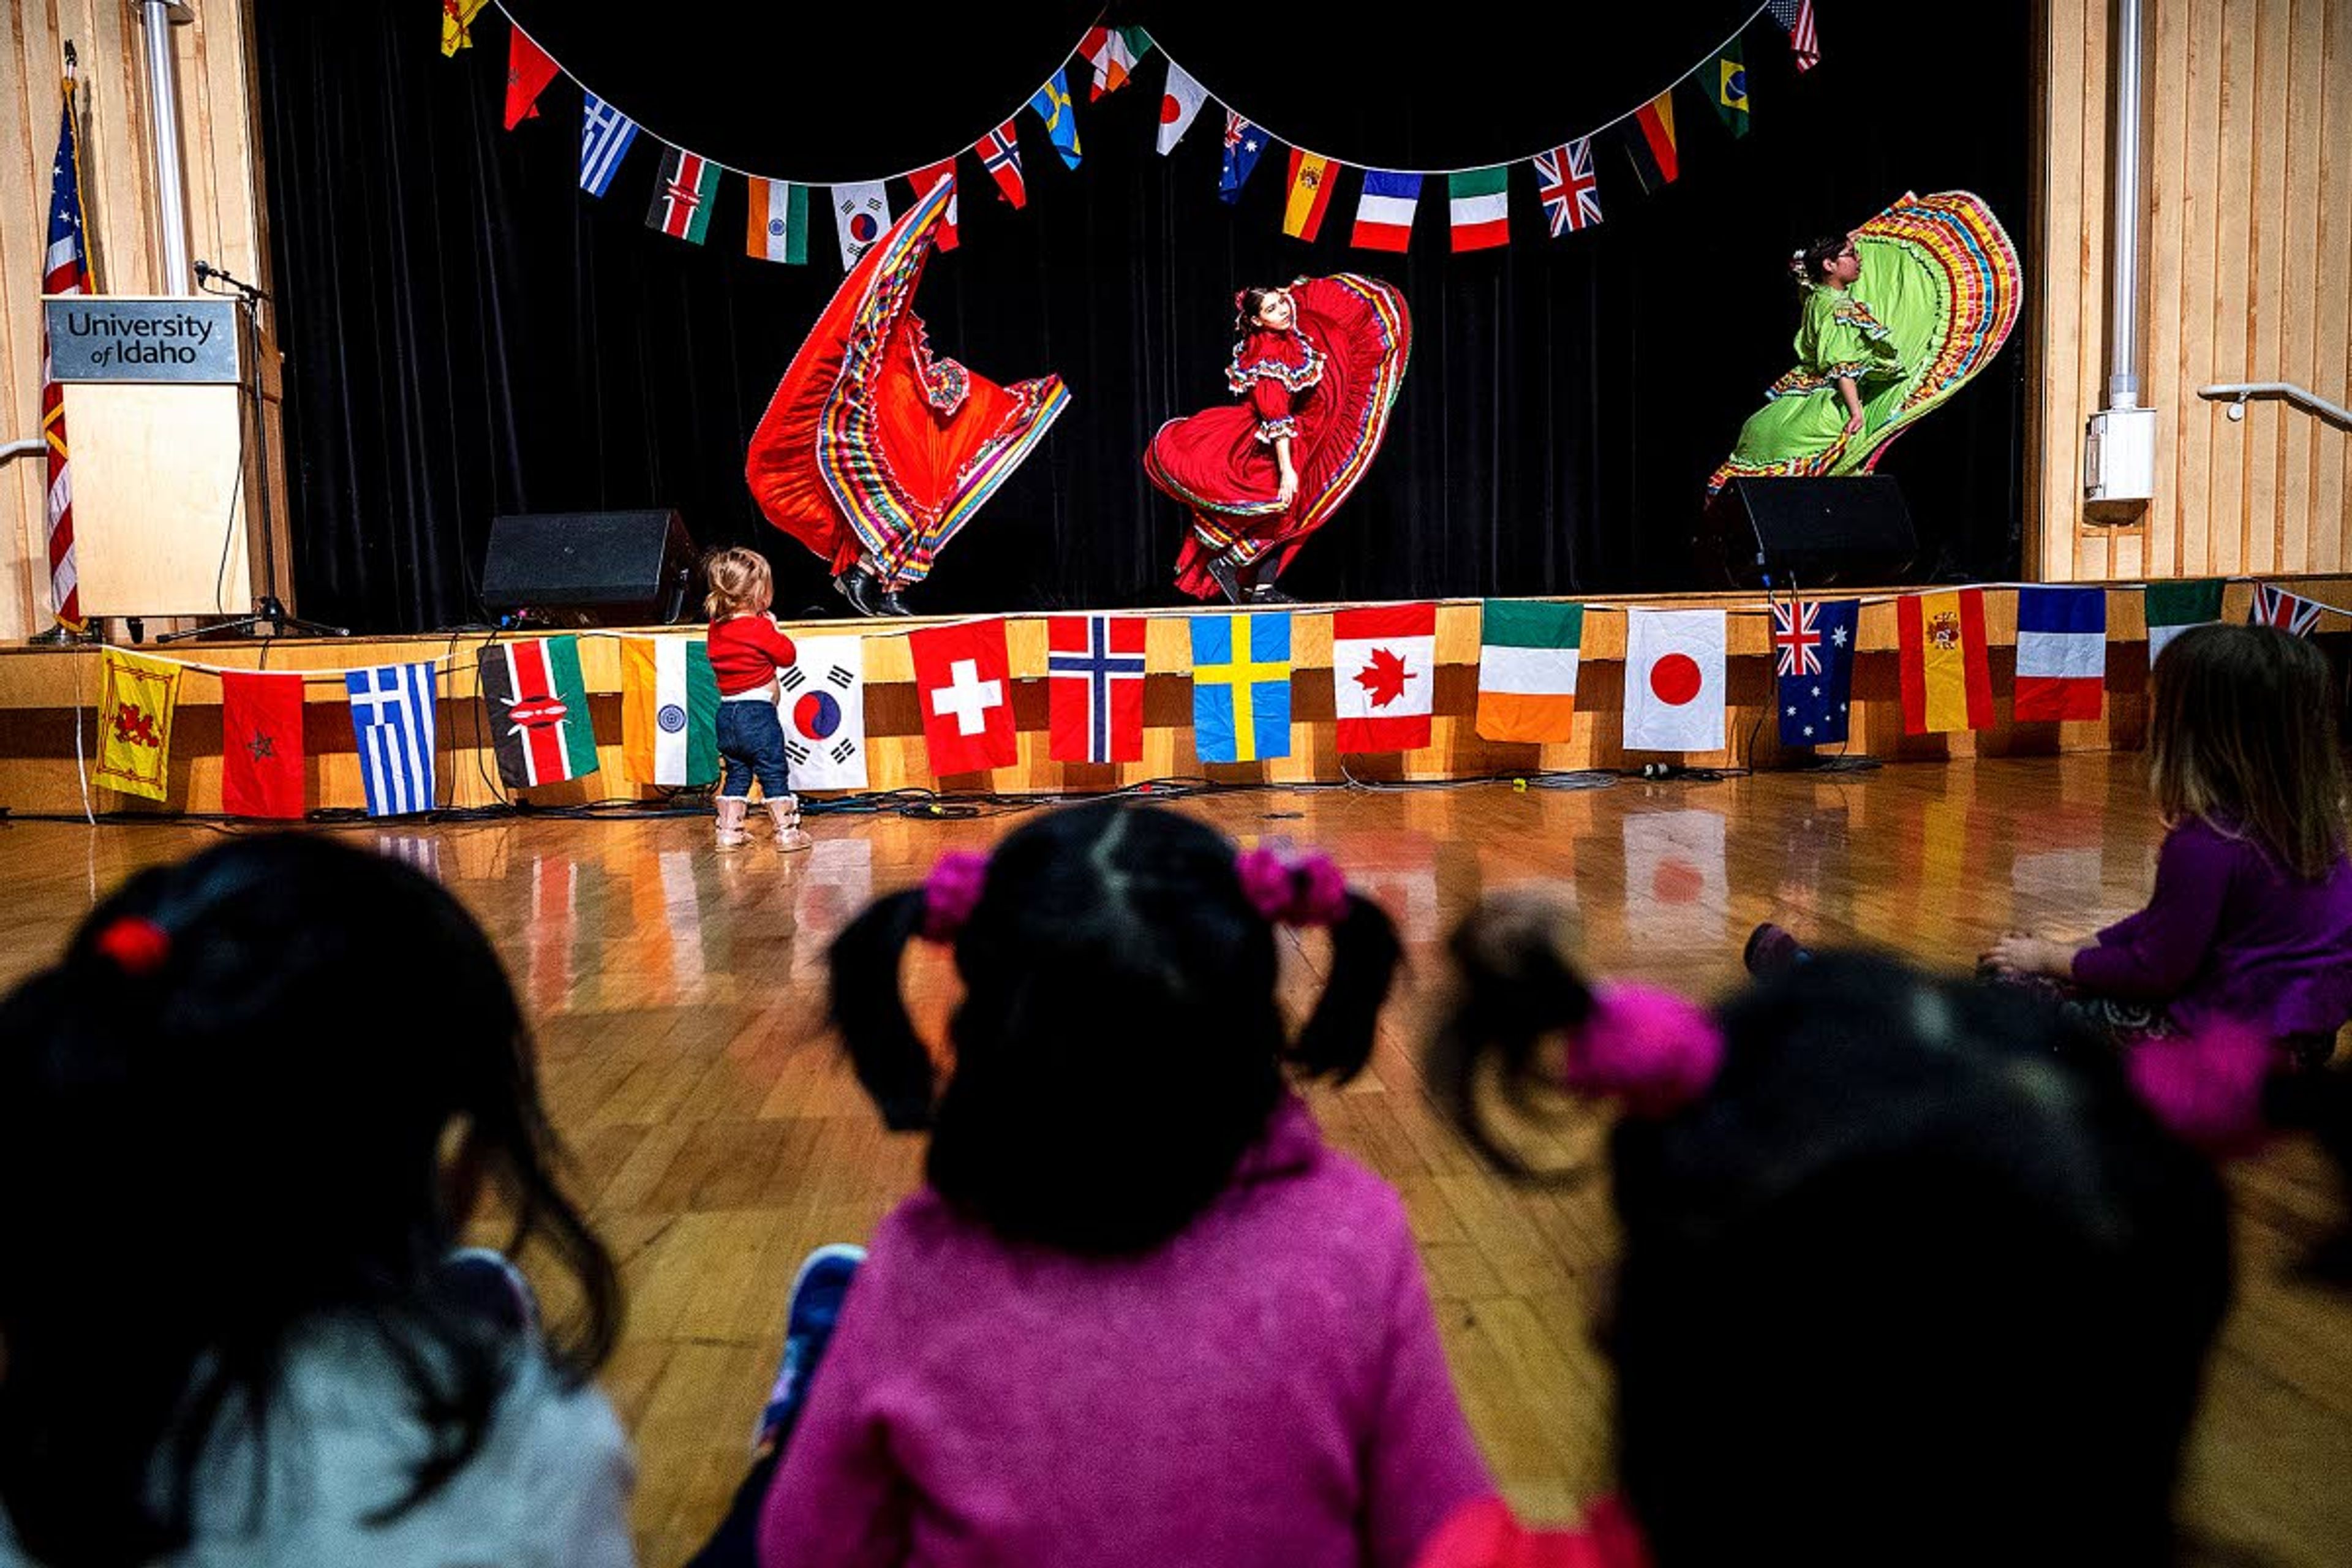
[1709,190,2021,494]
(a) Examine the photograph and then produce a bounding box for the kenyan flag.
[478,636,599,788]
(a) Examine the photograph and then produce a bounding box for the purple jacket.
[758,1096,1494,1568]
[2072,815,2352,1039]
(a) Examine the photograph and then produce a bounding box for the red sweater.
[707,614,799,695]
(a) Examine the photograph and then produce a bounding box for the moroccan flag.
[1774,598,1858,748]
[478,637,598,788]
[221,669,305,820]
[1352,170,1421,251]
[1191,612,1293,764]
[1624,92,1679,192]
[505,26,559,127]
[646,147,720,243]
[2145,578,2224,665]
[1221,113,1268,202]
[95,649,181,801]
[1449,168,1509,251]
[1028,69,1082,170]
[978,120,1027,207]
[1158,62,1208,154]
[440,0,486,56]
[2250,582,2324,636]
[1714,46,1750,137]
[1334,603,1438,753]
[1283,150,1338,241]
[1897,589,1995,734]
[910,162,959,251]
[910,619,1017,775]
[1624,609,1727,753]
[1476,601,1583,744]
[745,179,809,265]
[1047,615,1147,764]
[620,637,718,787]
[2014,586,2107,722]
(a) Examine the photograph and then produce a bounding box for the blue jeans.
[717,699,791,800]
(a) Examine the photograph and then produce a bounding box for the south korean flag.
[780,635,869,791]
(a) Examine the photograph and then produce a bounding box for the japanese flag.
[1623,609,1726,753]
[1158,62,1208,155]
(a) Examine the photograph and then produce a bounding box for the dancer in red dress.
[745,178,1069,617]
[1146,274,1411,603]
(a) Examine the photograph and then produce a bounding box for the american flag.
[1773,598,1825,677]
[1768,0,1820,72]
[2250,583,2323,637]
[1534,138,1602,236]
[40,68,92,630]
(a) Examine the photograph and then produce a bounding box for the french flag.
[2013,586,2106,722]
[1351,170,1421,252]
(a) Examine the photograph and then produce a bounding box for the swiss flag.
[1333,603,1437,753]
[910,619,1017,775]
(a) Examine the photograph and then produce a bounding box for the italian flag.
[1449,167,1509,251]
[621,637,719,786]
[1476,601,1583,743]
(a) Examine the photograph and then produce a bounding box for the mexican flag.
[478,636,598,788]
[621,636,719,786]
[2144,579,2224,666]
[1476,601,1583,743]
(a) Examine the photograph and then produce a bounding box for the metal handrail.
[2197,382,2352,430]
[0,437,44,462]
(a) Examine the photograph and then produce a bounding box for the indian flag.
[2144,578,2224,666]
[1449,167,1509,251]
[621,637,719,786]
[745,178,809,265]
[1476,601,1582,743]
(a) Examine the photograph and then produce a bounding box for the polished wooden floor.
[4,756,2349,1565]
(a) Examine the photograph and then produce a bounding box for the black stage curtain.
[254,1,2033,633]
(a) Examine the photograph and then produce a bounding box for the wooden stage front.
[3,576,2348,817]
[1,755,2348,1564]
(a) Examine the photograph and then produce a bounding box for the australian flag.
[1774,598,1858,748]
[1220,111,1267,203]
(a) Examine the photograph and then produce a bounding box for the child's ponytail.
[1425,892,1601,1178]
[827,891,936,1130]
[1284,891,1402,1083]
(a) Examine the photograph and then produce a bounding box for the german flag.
[1623,91,1679,194]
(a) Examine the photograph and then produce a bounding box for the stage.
[4,576,2347,818]
[1,754,2346,1565]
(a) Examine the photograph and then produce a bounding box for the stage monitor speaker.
[1701,476,1917,588]
[481,509,698,626]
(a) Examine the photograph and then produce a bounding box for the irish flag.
[1896,588,1994,734]
[621,637,719,786]
[1476,601,1583,743]
[1449,167,1509,251]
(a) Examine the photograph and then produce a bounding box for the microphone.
[194,258,213,281]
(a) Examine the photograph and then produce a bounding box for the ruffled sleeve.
[1799,289,1902,385]
[1227,326,1321,443]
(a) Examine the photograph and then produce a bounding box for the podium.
[43,294,289,620]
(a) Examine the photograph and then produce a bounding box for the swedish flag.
[1715,47,1750,139]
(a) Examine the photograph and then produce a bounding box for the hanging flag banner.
[645,146,720,244]
[910,619,1017,775]
[1623,91,1679,193]
[745,178,809,265]
[1158,62,1208,154]
[1773,598,1858,748]
[1714,43,1751,137]
[1536,139,1603,236]
[505,27,559,128]
[832,181,892,270]
[1028,69,1082,170]
[579,94,638,197]
[1448,167,1509,251]
[1897,588,1994,734]
[1623,608,1727,753]
[2014,586,2107,722]
[1047,615,1148,764]
[441,0,486,56]
[621,636,719,787]
[1333,603,1438,753]
[1080,25,1151,98]
[1476,600,1583,744]
[95,648,181,801]
[978,119,1028,207]
[1220,113,1268,203]
[1351,170,1421,252]
[2144,579,2224,665]
[2250,582,2323,636]
[1282,149,1338,241]
[780,635,870,791]
[478,636,599,788]
[910,161,960,251]
[1769,0,1823,73]
[346,662,439,818]
[1191,612,1292,764]
[221,669,306,820]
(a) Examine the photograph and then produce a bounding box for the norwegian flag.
[1534,138,1602,237]
[2250,582,2324,637]
[978,119,1027,209]
[39,67,93,629]
[1768,0,1821,72]
[1046,615,1147,764]
[1773,598,1825,677]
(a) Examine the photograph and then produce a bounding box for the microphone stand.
[160,262,346,641]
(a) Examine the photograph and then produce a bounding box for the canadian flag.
[1623,608,1727,753]
[1333,603,1438,753]
[909,619,1017,775]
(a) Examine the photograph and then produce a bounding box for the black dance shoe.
[834,570,888,618]
[878,590,914,617]
[1204,552,1245,605]
[1245,583,1298,606]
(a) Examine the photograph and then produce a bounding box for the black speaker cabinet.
[1698,476,1918,588]
[481,510,698,626]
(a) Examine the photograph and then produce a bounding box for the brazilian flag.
[1714,45,1751,138]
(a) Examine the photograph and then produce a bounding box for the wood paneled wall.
[1,0,279,640]
[2034,0,2352,584]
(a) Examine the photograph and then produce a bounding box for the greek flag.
[579,95,638,198]
[345,662,439,818]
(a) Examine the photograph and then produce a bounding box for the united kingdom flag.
[1535,138,1602,237]
[2250,582,2323,637]
[978,120,1027,209]
[1772,598,1824,677]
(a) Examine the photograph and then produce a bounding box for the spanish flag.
[95,648,181,801]
[1898,589,1995,734]
[1283,150,1337,241]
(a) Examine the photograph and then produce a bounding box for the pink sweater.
[758,1096,1493,1567]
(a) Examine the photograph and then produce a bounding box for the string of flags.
[79,575,2325,817]
[443,3,1825,270]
